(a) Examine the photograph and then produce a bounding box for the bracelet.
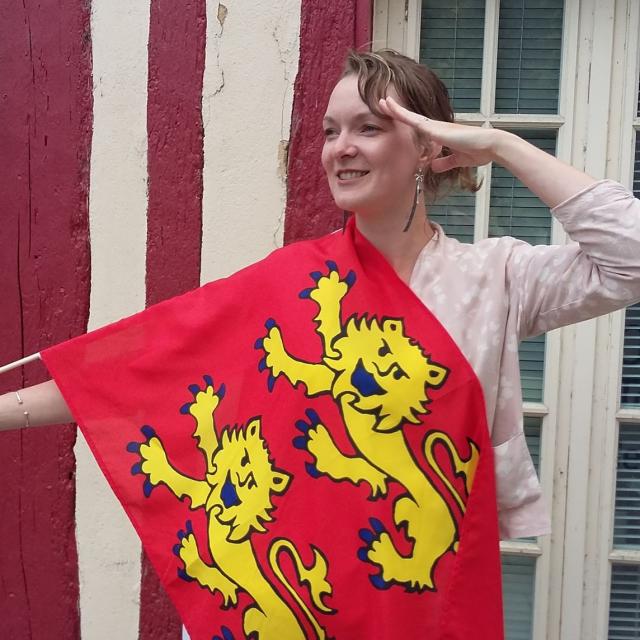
[15,391,30,428]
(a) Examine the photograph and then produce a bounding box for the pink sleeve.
[507,180,640,340]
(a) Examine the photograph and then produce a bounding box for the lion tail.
[268,538,334,640]
[424,431,480,514]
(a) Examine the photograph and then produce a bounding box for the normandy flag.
[42,219,503,640]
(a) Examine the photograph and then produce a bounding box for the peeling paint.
[277,139,289,180]
[217,3,227,27]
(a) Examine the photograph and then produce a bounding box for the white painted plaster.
[200,0,302,283]
[77,0,150,637]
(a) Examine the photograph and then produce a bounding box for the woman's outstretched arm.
[0,380,73,431]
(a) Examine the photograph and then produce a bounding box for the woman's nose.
[334,132,357,158]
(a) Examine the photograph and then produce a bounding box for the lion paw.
[254,318,284,391]
[293,408,340,481]
[173,521,239,607]
[127,425,166,498]
[179,375,225,421]
[294,408,388,497]
[298,261,356,303]
[173,520,197,583]
[358,518,392,591]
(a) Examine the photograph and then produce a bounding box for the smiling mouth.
[337,170,369,181]
[351,359,386,397]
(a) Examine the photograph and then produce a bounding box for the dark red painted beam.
[0,0,91,638]
[139,1,206,638]
[284,0,373,245]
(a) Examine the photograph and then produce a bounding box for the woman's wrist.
[489,129,526,168]
[0,380,72,431]
[0,391,29,431]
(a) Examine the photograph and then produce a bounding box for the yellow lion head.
[206,418,290,542]
[325,316,448,432]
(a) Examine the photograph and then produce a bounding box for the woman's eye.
[362,124,379,133]
[323,128,338,138]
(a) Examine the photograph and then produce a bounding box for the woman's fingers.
[379,94,497,169]
[379,96,428,130]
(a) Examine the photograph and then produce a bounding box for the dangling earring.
[403,168,424,233]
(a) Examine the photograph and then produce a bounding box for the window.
[374,1,640,638]
[606,65,640,640]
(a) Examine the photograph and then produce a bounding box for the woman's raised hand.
[378,95,596,209]
[378,96,501,173]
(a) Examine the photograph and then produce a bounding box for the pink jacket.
[410,180,640,539]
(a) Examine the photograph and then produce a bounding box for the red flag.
[42,219,503,640]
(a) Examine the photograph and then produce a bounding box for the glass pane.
[609,564,640,639]
[495,0,564,114]
[420,0,486,113]
[614,424,640,549]
[502,554,535,640]
[524,416,541,473]
[488,129,556,244]
[621,304,640,408]
[428,190,476,242]
[520,335,545,402]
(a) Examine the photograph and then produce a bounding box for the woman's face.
[321,75,424,218]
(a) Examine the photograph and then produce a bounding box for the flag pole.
[0,352,42,375]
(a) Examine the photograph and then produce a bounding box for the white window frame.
[373,1,640,638]
[583,2,640,639]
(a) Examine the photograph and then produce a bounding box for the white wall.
[79,1,301,637]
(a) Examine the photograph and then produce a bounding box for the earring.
[403,168,425,232]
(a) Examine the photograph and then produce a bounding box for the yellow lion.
[257,262,479,591]
[128,378,334,639]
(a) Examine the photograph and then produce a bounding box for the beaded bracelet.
[15,391,30,428]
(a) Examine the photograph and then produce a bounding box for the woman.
[1,50,639,639]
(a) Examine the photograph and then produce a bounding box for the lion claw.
[177,567,195,583]
[213,626,235,640]
[305,461,322,478]
[141,424,155,439]
[143,478,154,498]
[369,573,391,591]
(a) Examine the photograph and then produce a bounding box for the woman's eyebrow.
[322,111,380,124]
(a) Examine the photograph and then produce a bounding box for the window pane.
[488,129,556,244]
[428,190,476,242]
[502,554,535,640]
[520,335,545,402]
[495,0,564,114]
[613,424,640,549]
[609,564,640,639]
[490,129,556,403]
[524,416,541,473]
[420,0,486,113]
[621,304,640,408]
